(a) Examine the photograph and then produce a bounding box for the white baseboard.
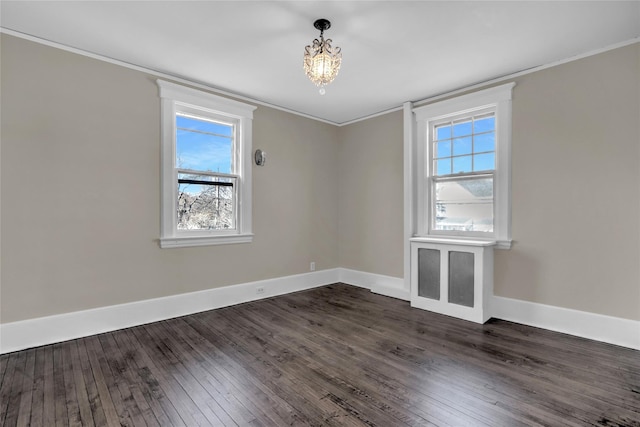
[2,268,637,353]
[492,296,640,350]
[0,268,340,354]
[338,268,409,301]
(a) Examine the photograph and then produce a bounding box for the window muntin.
[433,112,495,176]
[430,110,496,235]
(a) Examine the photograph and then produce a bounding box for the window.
[432,111,495,233]
[157,80,256,248]
[413,83,514,247]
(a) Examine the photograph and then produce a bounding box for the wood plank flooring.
[1,283,639,426]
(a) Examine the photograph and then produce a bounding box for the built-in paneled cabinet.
[410,238,495,323]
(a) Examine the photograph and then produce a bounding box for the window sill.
[159,234,254,248]
[410,236,512,250]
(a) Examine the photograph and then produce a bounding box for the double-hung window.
[157,80,256,248]
[431,110,496,233]
[413,83,514,247]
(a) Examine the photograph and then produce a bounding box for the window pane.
[474,152,495,171]
[435,159,451,175]
[453,137,472,156]
[436,125,451,140]
[177,115,233,137]
[176,115,233,173]
[473,116,495,133]
[177,173,235,230]
[453,120,472,137]
[474,132,495,153]
[452,155,472,173]
[434,177,493,232]
[435,140,451,158]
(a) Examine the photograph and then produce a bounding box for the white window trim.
[157,80,256,248]
[411,82,515,249]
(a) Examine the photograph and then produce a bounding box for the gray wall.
[338,43,640,321]
[495,43,639,320]
[2,33,638,325]
[338,111,404,277]
[1,34,339,323]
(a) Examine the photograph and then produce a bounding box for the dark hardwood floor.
[1,283,639,426]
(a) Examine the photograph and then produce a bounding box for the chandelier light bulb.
[303,19,342,93]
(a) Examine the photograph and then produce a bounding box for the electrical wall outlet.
[310,262,316,271]
[256,286,265,294]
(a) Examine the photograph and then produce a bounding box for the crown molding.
[0,27,340,126]
[1,28,638,127]
[411,37,640,111]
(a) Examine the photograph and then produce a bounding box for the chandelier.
[303,19,342,95]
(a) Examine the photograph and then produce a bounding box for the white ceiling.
[2,1,639,124]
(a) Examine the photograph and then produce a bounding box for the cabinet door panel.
[449,251,474,307]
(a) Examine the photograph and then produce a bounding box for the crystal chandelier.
[303,19,342,95]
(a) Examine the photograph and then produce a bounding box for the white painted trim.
[337,268,640,350]
[338,268,409,301]
[159,234,254,248]
[410,237,496,247]
[0,269,340,354]
[1,28,637,127]
[158,80,255,247]
[410,39,640,109]
[413,83,515,121]
[494,239,512,250]
[339,106,404,127]
[403,102,416,299]
[0,28,341,126]
[410,240,494,324]
[492,296,640,350]
[412,82,514,245]
[347,37,639,125]
[1,267,637,353]
[158,79,256,119]
[337,269,639,350]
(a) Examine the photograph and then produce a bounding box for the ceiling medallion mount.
[314,18,331,32]
[303,18,342,95]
